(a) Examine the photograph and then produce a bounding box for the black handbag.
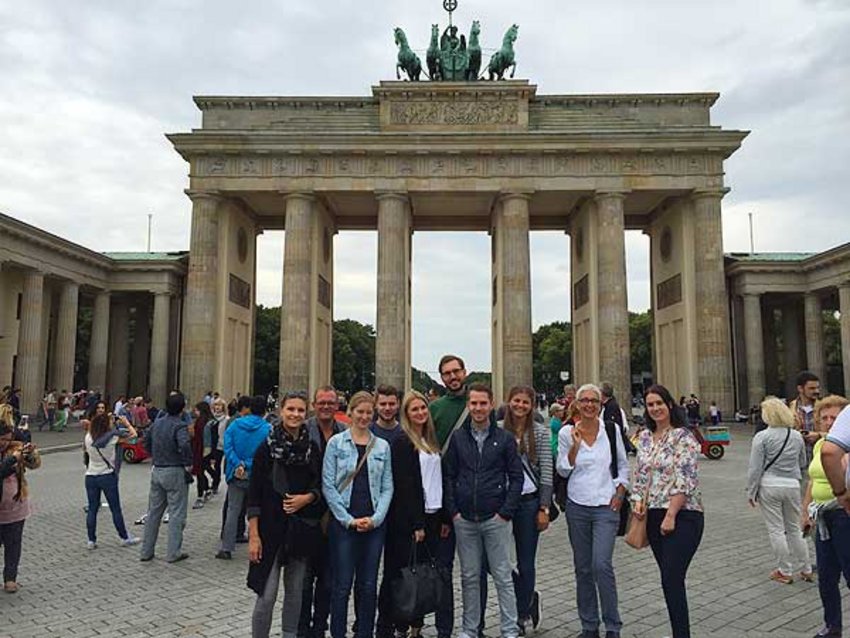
[390,543,443,623]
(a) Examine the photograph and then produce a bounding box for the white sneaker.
[86,541,97,550]
[121,536,141,547]
[192,498,205,510]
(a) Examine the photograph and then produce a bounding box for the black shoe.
[813,628,842,638]
[139,554,154,562]
[529,590,541,629]
[517,619,526,637]
[168,552,189,563]
[215,550,232,560]
[579,631,600,638]
[236,535,249,544]
[605,632,621,638]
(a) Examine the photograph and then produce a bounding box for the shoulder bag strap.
[605,420,619,480]
[441,406,470,454]
[763,428,792,473]
[337,436,377,492]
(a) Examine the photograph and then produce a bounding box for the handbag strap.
[93,443,114,472]
[337,436,376,492]
[441,407,470,454]
[763,428,791,474]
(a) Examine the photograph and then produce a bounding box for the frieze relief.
[388,101,519,126]
[197,152,724,180]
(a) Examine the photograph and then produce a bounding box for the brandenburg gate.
[169,77,747,410]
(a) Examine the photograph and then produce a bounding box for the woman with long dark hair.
[83,411,139,549]
[377,390,450,638]
[631,384,703,638]
[247,391,324,638]
[190,401,215,509]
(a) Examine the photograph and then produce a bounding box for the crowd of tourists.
[1,361,850,638]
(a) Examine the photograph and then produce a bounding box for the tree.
[629,310,653,378]
[253,305,280,394]
[411,367,440,394]
[332,319,376,394]
[532,321,571,396]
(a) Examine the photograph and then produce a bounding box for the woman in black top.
[377,390,450,638]
[247,392,324,638]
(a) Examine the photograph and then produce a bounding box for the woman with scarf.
[190,401,216,509]
[0,403,41,593]
[247,391,323,638]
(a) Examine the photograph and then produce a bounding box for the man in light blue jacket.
[216,395,271,559]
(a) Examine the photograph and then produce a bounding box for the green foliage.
[411,367,440,394]
[465,371,493,386]
[629,310,653,376]
[332,319,376,394]
[253,305,281,394]
[532,320,571,396]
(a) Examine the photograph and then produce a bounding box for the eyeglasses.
[440,368,465,378]
[578,398,600,405]
[315,401,337,407]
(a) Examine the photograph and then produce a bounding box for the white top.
[826,405,850,487]
[114,400,124,414]
[85,433,119,476]
[419,451,443,514]
[556,418,630,507]
[521,464,537,495]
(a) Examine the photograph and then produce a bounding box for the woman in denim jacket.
[322,391,393,638]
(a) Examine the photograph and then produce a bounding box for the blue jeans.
[815,509,850,631]
[329,519,386,638]
[479,497,541,624]
[565,499,622,634]
[85,473,129,542]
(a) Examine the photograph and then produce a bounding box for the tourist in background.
[190,401,216,509]
[802,397,850,638]
[247,391,324,638]
[0,404,40,593]
[83,411,140,549]
[632,385,703,638]
[210,398,229,495]
[746,397,810,584]
[218,395,271,560]
[323,390,393,638]
[791,370,821,463]
[548,403,565,458]
[557,383,628,638]
[376,390,450,638]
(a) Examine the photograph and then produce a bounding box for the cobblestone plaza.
[4,428,847,638]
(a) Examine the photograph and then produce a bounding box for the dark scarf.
[268,423,312,496]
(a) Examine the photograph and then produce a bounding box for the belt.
[520,492,540,502]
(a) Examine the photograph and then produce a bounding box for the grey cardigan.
[746,426,807,501]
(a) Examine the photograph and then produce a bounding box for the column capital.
[838,281,850,291]
[497,190,534,204]
[184,189,223,203]
[741,291,762,299]
[281,191,316,204]
[691,187,730,201]
[374,190,410,203]
[593,189,630,202]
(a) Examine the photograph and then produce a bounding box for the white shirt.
[114,400,124,414]
[85,433,119,476]
[826,405,850,487]
[556,418,630,507]
[419,451,443,514]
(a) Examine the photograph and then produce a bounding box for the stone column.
[17,271,44,416]
[181,191,221,402]
[109,300,130,400]
[497,193,534,395]
[804,293,826,383]
[691,190,734,414]
[52,281,79,394]
[375,193,412,391]
[149,293,171,406]
[595,191,631,402]
[130,300,151,396]
[742,293,765,407]
[783,301,805,397]
[279,193,315,392]
[839,284,850,396]
[88,291,111,394]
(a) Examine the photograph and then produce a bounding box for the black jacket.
[443,414,523,522]
[388,436,450,537]
[246,434,324,595]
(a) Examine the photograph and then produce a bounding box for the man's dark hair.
[600,382,615,399]
[165,392,186,416]
[796,370,819,388]
[467,382,493,401]
[250,395,267,416]
[376,384,399,398]
[313,385,337,401]
[438,354,465,374]
[237,395,252,412]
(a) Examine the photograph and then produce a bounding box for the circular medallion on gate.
[237,227,248,264]
[660,226,673,263]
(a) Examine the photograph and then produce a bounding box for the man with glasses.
[299,386,347,638]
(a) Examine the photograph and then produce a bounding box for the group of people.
[747,371,850,638]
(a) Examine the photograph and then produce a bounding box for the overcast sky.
[2,0,848,375]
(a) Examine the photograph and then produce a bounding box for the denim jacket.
[322,429,393,529]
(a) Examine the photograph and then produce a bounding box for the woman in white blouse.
[557,383,629,638]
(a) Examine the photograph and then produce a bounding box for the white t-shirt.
[85,433,119,476]
[825,405,850,487]
[419,451,443,514]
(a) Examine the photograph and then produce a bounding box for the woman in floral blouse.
[631,384,703,638]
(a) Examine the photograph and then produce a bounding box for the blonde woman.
[322,391,393,638]
[746,397,810,584]
[376,390,449,638]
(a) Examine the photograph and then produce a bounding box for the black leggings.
[196,454,217,498]
[647,509,704,638]
[0,520,25,582]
